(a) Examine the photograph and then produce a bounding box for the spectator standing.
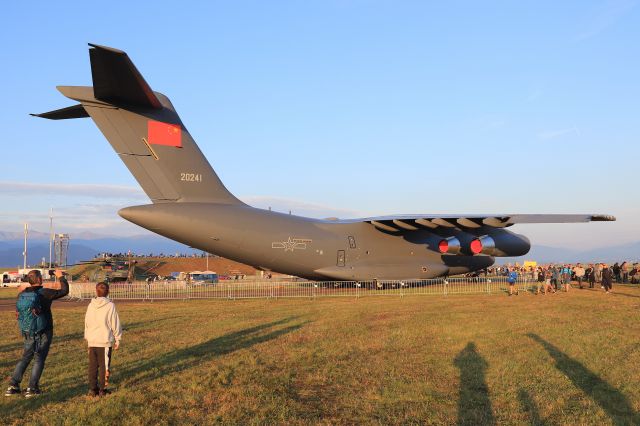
[574,264,586,289]
[562,265,572,292]
[586,264,596,288]
[536,267,546,294]
[551,266,560,291]
[595,263,603,284]
[85,282,122,397]
[601,264,613,294]
[507,268,519,296]
[621,261,629,283]
[5,270,69,397]
[612,262,621,283]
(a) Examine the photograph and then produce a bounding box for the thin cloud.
[0,181,147,200]
[574,0,636,42]
[537,126,580,141]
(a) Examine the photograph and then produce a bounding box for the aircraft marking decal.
[272,237,312,252]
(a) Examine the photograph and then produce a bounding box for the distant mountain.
[0,230,200,268]
[0,230,51,241]
[0,243,97,269]
[506,242,640,264]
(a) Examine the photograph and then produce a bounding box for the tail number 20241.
[180,173,202,182]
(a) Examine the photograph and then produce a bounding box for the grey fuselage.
[119,202,495,281]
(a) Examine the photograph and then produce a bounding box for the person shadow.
[517,388,545,425]
[2,316,308,415]
[527,333,639,425]
[454,342,495,426]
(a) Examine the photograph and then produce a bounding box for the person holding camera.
[5,269,68,398]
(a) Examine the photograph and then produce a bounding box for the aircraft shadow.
[454,342,495,426]
[120,316,308,385]
[527,333,639,425]
[1,316,307,415]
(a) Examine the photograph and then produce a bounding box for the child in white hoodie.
[84,282,122,396]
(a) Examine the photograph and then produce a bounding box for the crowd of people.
[496,261,639,295]
[95,252,215,259]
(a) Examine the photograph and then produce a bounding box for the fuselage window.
[348,236,356,249]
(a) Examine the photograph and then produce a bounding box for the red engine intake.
[438,237,462,255]
[469,235,496,255]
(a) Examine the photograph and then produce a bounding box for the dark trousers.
[88,346,112,391]
[10,329,53,389]
[603,281,613,291]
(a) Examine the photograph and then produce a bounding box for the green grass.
[1,286,639,425]
[0,288,19,300]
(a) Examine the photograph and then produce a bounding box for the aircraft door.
[337,250,346,267]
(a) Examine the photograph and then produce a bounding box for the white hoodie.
[84,297,122,348]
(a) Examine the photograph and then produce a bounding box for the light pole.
[49,208,54,268]
[23,223,28,270]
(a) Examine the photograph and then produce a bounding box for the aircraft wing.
[333,214,616,232]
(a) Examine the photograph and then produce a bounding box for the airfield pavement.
[1,284,639,424]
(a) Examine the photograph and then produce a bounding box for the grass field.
[1,286,639,425]
[0,288,19,300]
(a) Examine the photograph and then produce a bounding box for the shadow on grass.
[0,332,85,355]
[454,342,495,426]
[1,316,307,418]
[121,316,308,385]
[0,316,183,354]
[527,333,639,425]
[581,287,640,298]
[518,388,544,426]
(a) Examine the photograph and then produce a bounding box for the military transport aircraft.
[33,44,615,281]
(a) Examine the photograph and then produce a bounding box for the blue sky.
[1,1,638,249]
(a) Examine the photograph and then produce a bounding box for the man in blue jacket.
[4,269,69,398]
[508,268,519,296]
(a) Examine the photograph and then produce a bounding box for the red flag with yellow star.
[147,120,182,147]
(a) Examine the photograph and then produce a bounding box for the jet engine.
[438,237,462,255]
[468,230,530,257]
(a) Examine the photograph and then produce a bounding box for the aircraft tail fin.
[32,44,243,205]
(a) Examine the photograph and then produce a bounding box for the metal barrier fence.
[67,276,538,301]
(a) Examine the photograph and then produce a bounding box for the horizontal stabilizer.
[30,104,89,120]
[88,43,162,109]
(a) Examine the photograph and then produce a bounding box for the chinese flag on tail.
[147,120,182,148]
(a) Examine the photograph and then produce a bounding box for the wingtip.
[591,214,616,222]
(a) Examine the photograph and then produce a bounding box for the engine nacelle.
[469,230,530,257]
[438,237,462,255]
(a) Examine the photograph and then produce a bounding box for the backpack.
[508,271,517,284]
[16,290,48,337]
